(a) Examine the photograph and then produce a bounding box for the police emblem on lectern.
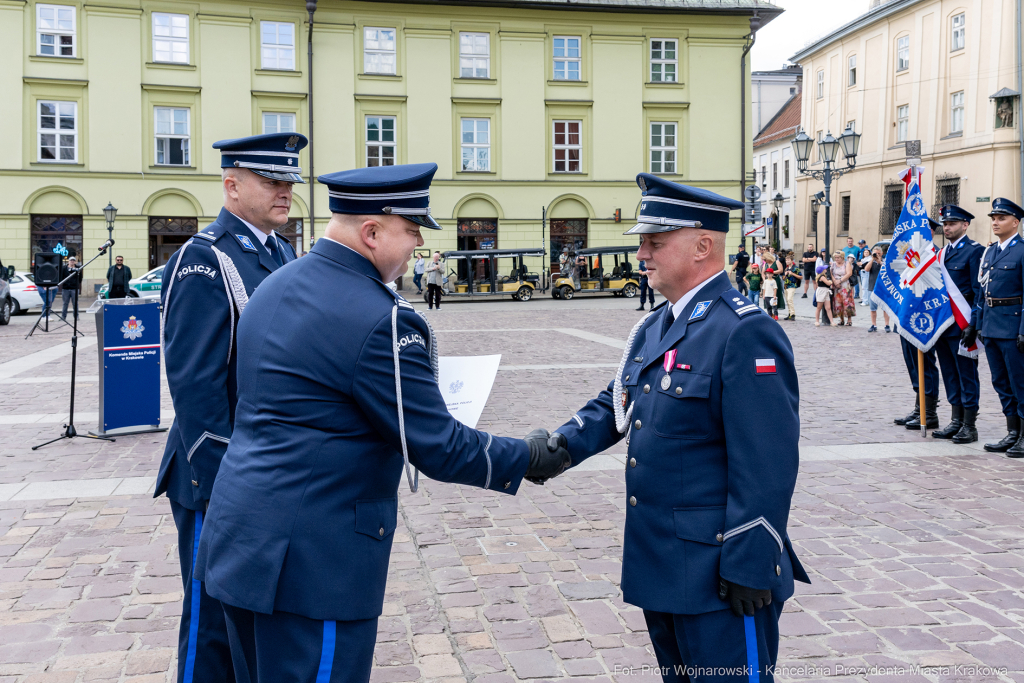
[121,316,145,340]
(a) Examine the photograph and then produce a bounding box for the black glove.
[961,325,977,348]
[718,579,772,617]
[523,429,571,485]
[1017,335,1024,354]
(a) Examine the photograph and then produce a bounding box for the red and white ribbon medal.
[661,349,677,390]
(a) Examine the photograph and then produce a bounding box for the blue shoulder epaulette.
[721,291,762,317]
[193,231,216,242]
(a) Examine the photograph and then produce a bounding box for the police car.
[98,265,164,299]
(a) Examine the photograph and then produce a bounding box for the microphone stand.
[33,244,117,450]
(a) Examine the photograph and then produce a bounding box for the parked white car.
[8,271,42,315]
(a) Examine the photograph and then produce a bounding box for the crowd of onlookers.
[731,237,891,331]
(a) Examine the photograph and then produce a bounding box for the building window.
[31,215,83,264]
[38,100,76,162]
[261,21,294,70]
[935,175,961,214]
[897,104,909,142]
[37,4,75,57]
[951,91,964,133]
[552,120,581,172]
[816,70,824,99]
[650,122,676,174]
[153,13,188,63]
[549,219,588,273]
[149,217,198,268]
[155,107,190,166]
[364,27,396,75]
[761,165,767,189]
[262,112,296,134]
[650,39,677,82]
[366,116,396,166]
[459,32,489,78]
[879,183,904,235]
[553,36,581,81]
[840,195,851,235]
[784,160,790,188]
[951,13,965,51]
[461,118,490,172]
[897,35,909,71]
[847,119,856,133]
[815,130,823,161]
[772,162,778,190]
[848,55,856,86]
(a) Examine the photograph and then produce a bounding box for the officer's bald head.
[325,213,424,282]
[636,228,727,304]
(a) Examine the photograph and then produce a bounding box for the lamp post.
[791,125,861,259]
[103,202,117,269]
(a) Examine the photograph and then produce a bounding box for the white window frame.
[784,159,790,189]
[848,55,856,87]
[154,107,191,166]
[649,122,676,174]
[816,70,824,99]
[460,118,490,172]
[364,27,396,75]
[366,115,396,167]
[37,4,75,57]
[261,21,295,70]
[815,131,823,162]
[650,39,677,83]
[552,119,582,173]
[152,12,189,64]
[951,91,964,133]
[262,112,296,135]
[951,13,965,51]
[552,36,581,81]
[897,104,909,142]
[459,32,489,79]
[37,100,77,163]
[897,35,910,71]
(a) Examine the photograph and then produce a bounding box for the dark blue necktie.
[266,235,284,268]
[661,307,675,339]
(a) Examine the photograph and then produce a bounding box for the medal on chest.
[661,349,677,391]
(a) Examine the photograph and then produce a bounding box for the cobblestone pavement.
[3,291,1024,682]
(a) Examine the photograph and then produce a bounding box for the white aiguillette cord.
[391,303,439,493]
[613,311,653,441]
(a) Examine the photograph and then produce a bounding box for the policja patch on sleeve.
[397,332,426,353]
[176,264,219,281]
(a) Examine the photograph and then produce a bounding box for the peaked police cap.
[989,197,1024,220]
[318,163,441,230]
[939,204,974,223]
[214,133,308,183]
[624,173,744,235]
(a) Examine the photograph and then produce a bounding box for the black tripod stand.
[25,285,81,339]
[34,242,117,450]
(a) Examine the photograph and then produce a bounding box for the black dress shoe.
[952,408,978,444]
[985,415,1020,452]
[1007,431,1024,458]
[636,306,645,311]
[905,395,939,429]
[932,406,963,439]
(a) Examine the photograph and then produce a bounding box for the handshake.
[523,429,572,485]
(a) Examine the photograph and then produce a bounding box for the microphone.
[98,238,115,252]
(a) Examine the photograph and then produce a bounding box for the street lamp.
[791,124,860,258]
[103,202,117,269]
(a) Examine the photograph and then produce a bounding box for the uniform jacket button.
[716,533,724,543]
[675,387,682,395]
[634,419,642,429]
[643,384,650,393]
[629,496,637,506]
[191,480,198,486]
[504,481,511,489]
[625,374,630,381]
[634,356,642,362]
[776,565,781,576]
[629,457,636,467]
[379,527,385,537]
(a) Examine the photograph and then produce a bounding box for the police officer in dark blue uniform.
[976,197,1024,455]
[546,174,808,682]
[156,132,306,683]
[195,163,570,682]
[930,205,983,442]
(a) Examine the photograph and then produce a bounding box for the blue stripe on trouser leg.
[183,510,203,683]
[316,620,336,683]
[744,615,758,683]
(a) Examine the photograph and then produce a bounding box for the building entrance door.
[149,217,198,268]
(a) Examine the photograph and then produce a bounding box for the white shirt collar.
[670,271,724,321]
[229,212,272,252]
[1000,234,1016,250]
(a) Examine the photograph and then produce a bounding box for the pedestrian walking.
[413,252,425,294]
[59,256,81,320]
[830,251,856,325]
[425,251,444,309]
[814,264,835,326]
[635,259,655,310]
[731,243,749,294]
[105,256,133,299]
[783,255,802,320]
[801,243,817,297]
[762,266,779,320]
[744,263,762,308]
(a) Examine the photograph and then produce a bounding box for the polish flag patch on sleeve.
[755,358,777,374]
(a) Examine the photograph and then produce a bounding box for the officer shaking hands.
[544,174,809,682]
[195,163,570,682]
[156,132,306,683]
[976,197,1024,456]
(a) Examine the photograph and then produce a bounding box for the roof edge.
[789,0,922,64]
[374,0,784,21]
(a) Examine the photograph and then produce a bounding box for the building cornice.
[789,0,922,64]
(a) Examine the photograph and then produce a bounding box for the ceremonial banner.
[871,172,957,351]
[437,354,501,429]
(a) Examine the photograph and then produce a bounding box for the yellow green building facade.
[0,0,778,290]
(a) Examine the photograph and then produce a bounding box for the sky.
[752,0,869,72]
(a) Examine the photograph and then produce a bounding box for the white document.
[437,355,501,429]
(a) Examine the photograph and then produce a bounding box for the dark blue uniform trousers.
[934,333,980,410]
[170,502,234,683]
[640,278,655,305]
[222,604,377,683]
[984,337,1024,418]
[901,337,939,397]
[644,603,784,682]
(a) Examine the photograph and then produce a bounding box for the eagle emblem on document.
[121,316,144,340]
